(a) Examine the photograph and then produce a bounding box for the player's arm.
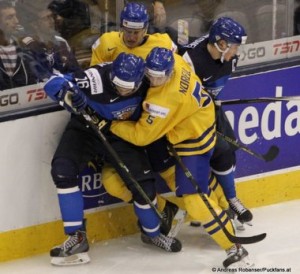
[110,98,181,146]
[44,73,89,114]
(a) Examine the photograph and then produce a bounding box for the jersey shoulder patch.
[143,101,169,118]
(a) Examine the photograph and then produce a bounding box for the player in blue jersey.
[43,53,181,266]
[181,17,253,227]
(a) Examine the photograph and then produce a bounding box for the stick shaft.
[219,96,300,105]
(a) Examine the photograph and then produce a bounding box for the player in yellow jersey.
[90,2,177,66]
[91,1,180,222]
[110,47,253,268]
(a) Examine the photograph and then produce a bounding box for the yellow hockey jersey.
[110,54,216,156]
[90,31,177,65]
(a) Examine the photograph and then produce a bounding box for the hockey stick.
[217,131,279,162]
[78,106,171,233]
[219,96,300,106]
[167,144,267,245]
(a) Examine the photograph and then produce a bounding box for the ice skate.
[141,233,182,252]
[160,200,179,236]
[223,244,254,268]
[228,197,253,226]
[50,230,90,266]
[225,207,247,231]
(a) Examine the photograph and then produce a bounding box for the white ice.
[0,200,299,274]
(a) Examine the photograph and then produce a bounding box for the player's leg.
[146,138,184,234]
[102,163,133,202]
[211,148,253,227]
[190,171,230,227]
[49,117,104,265]
[176,152,252,268]
[106,137,181,252]
[208,172,229,211]
[214,107,253,226]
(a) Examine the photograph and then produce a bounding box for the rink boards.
[1,65,300,262]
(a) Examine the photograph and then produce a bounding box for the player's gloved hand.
[99,119,111,134]
[84,106,112,134]
[57,81,87,114]
[70,86,87,113]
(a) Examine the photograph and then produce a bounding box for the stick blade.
[263,145,279,162]
[227,232,267,245]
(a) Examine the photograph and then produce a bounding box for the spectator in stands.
[47,0,99,52]
[17,2,80,78]
[148,1,178,41]
[0,0,37,90]
[48,0,90,41]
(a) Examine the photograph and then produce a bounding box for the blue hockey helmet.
[120,2,149,29]
[145,47,175,77]
[208,17,247,45]
[111,53,145,91]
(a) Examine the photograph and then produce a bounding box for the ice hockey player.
[90,2,177,66]
[43,52,182,266]
[180,17,253,228]
[90,1,180,230]
[110,47,253,268]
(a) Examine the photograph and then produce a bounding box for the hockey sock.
[159,166,176,191]
[158,165,185,210]
[183,193,235,250]
[214,170,236,199]
[156,194,166,212]
[134,199,160,238]
[57,186,84,234]
[102,164,133,202]
[208,173,229,210]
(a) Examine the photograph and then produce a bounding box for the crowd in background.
[0,0,298,91]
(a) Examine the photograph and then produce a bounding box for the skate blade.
[245,221,253,226]
[234,219,253,231]
[227,256,255,269]
[168,209,187,237]
[51,252,90,266]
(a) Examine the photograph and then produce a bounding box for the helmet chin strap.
[214,42,231,63]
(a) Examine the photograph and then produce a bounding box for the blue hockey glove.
[44,75,87,114]
[51,80,87,114]
[70,84,88,113]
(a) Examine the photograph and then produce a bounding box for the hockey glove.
[70,85,88,113]
[61,82,87,114]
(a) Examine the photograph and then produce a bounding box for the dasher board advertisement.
[221,65,300,178]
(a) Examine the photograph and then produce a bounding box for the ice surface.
[0,200,299,274]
